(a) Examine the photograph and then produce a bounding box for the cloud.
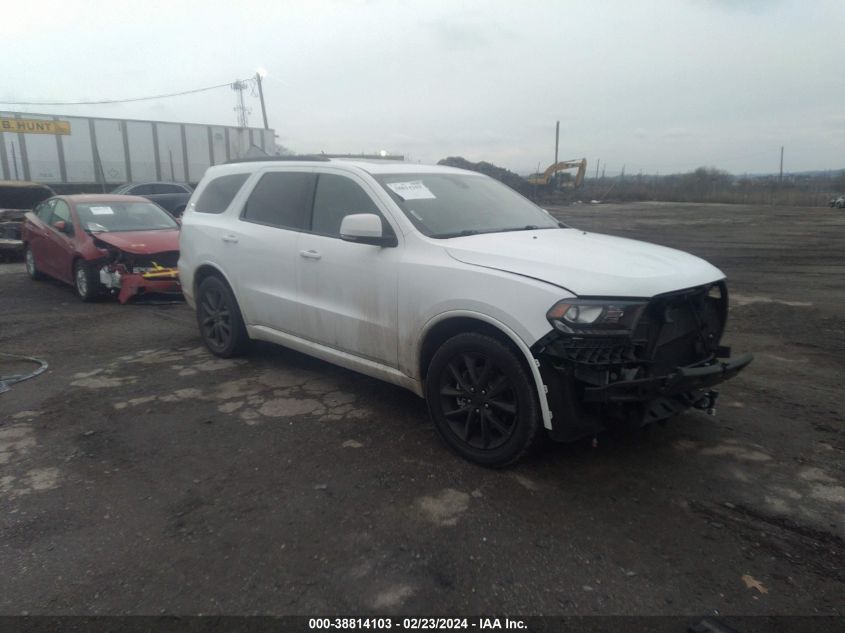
[1,0,843,174]
[422,5,519,52]
[696,0,786,13]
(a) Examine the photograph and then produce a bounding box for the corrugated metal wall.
[0,111,275,186]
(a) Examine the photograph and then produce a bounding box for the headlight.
[546,299,647,335]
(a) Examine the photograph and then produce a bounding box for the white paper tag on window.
[89,206,114,215]
[386,181,436,200]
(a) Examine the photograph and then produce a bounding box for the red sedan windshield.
[75,202,178,233]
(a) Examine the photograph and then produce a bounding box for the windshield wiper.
[430,225,562,239]
[497,224,557,233]
[429,229,484,239]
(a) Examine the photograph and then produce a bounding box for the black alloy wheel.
[439,351,518,450]
[196,276,249,357]
[426,332,542,467]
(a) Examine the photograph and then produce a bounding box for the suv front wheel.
[425,332,542,467]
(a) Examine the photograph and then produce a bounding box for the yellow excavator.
[527,158,587,189]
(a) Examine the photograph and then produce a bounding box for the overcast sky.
[3,0,843,175]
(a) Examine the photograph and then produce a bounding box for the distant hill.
[437,156,528,193]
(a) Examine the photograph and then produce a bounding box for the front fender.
[181,261,242,313]
[418,310,554,431]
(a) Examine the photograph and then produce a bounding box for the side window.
[49,200,74,235]
[35,199,55,220]
[154,184,185,194]
[241,172,314,230]
[311,173,386,237]
[194,173,249,214]
[131,184,156,195]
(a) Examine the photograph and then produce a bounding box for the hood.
[94,229,180,254]
[0,182,54,210]
[444,228,724,297]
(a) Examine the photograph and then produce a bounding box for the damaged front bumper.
[99,264,182,303]
[537,349,754,443]
[533,282,753,442]
[582,352,754,403]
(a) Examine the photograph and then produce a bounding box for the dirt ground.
[0,201,842,617]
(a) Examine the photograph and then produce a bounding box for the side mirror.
[52,220,68,233]
[339,213,397,247]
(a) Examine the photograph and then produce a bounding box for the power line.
[0,78,253,106]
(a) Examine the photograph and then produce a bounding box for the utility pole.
[232,80,249,128]
[553,121,560,192]
[595,159,600,180]
[554,121,559,166]
[779,146,784,185]
[256,72,269,130]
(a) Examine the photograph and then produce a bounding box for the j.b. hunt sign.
[1,117,71,135]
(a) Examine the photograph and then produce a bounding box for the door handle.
[221,234,239,243]
[299,249,322,260]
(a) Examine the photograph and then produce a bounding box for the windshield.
[375,173,562,238]
[75,201,178,233]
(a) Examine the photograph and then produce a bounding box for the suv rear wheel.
[196,275,249,357]
[425,332,542,467]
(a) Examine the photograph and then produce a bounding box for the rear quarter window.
[194,173,250,214]
[153,184,188,194]
[130,184,157,195]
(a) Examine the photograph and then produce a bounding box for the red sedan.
[22,194,182,303]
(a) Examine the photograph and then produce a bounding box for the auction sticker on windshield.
[386,181,436,200]
[89,206,114,215]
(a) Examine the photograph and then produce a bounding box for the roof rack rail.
[225,155,331,164]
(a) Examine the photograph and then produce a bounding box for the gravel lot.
[1,201,842,616]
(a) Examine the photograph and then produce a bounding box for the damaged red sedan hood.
[94,229,179,254]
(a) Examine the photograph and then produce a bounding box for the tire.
[24,245,44,280]
[196,275,249,357]
[73,259,101,302]
[425,332,542,467]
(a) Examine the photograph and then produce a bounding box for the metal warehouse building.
[0,111,276,187]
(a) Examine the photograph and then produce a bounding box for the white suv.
[179,158,752,466]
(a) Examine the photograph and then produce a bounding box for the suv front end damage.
[93,238,181,303]
[531,282,753,442]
